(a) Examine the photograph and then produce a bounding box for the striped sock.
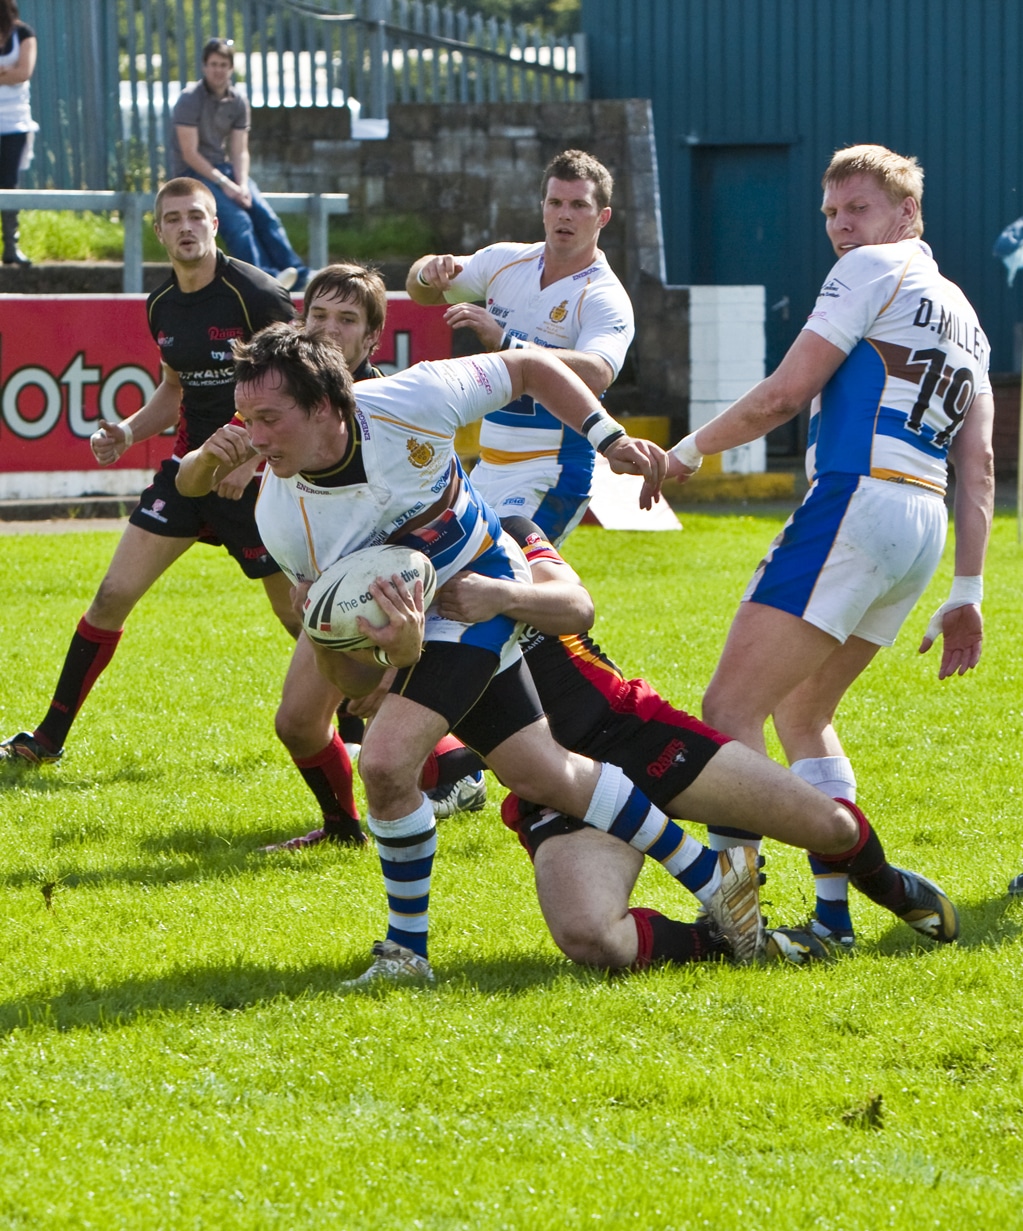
[367,797,437,959]
[582,762,722,905]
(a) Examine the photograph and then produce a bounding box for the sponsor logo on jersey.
[819,276,850,299]
[406,437,435,468]
[156,331,173,348]
[549,300,569,323]
[391,501,427,529]
[242,547,269,561]
[647,737,688,778]
[210,350,233,362]
[208,325,245,341]
[572,264,600,281]
[467,359,494,395]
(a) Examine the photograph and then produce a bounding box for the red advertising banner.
[0,294,453,475]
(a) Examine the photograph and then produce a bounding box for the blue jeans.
[202,164,307,283]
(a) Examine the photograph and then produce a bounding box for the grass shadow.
[0,954,573,1034]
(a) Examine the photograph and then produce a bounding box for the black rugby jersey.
[146,250,294,456]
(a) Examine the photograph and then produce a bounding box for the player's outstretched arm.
[90,364,183,466]
[501,348,666,503]
[176,422,257,497]
[437,557,593,634]
[666,331,847,477]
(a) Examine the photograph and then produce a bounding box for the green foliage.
[17,209,433,265]
[467,0,581,35]
[18,211,129,262]
[0,511,1021,1228]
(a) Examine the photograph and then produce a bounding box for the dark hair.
[541,149,614,211]
[153,177,217,223]
[0,0,20,40]
[232,322,356,425]
[302,262,388,337]
[202,37,235,63]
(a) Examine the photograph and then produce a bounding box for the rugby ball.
[302,544,437,651]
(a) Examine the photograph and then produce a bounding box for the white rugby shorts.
[471,456,590,546]
[743,474,948,646]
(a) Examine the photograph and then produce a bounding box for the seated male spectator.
[168,36,308,290]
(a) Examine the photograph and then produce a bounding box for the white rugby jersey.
[444,241,634,471]
[802,239,991,494]
[255,355,515,585]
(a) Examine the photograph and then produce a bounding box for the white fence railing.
[0,189,349,290]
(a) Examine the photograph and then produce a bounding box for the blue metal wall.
[582,0,1023,372]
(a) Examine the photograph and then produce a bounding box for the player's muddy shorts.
[743,473,947,647]
[130,458,281,579]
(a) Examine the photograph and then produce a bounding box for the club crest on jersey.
[406,436,435,468]
[549,300,569,324]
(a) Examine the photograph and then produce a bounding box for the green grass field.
[0,512,1021,1229]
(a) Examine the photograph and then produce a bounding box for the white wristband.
[581,410,626,454]
[119,421,134,450]
[921,575,983,644]
[670,432,703,471]
[948,575,983,606]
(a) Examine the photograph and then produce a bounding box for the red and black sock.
[630,907,730,968]
[35,616,123,751]
[810,800,906,913]
[294,733,363,843]
[420,734,486,791]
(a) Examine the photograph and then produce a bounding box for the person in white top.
[406,149,634,543]
[664,144,995,943]
[176,324,694,986]
[0,0,37,266]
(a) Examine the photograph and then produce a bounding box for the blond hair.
[822,144,924,237]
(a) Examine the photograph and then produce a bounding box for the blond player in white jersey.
[663,144,995,943]
[407,149,634,543]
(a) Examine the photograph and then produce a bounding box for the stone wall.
[249,98,687,431]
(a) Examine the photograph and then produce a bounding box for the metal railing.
[0,189,349,291]
[23,0,586,191]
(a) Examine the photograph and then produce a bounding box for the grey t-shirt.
[168,78,249,176]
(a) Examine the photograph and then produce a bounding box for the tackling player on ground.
[438,517,961,969]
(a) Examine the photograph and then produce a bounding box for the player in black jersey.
[0,178,295,767]
[260,263,392,851]
[437,517,961,970]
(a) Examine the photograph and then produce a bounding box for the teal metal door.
[690,143,803,453]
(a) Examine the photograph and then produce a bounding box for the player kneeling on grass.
[435,517,961,971]
[176,323,784,985]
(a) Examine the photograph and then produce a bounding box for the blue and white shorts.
[743,474,947,647]
[470,456,590,546]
